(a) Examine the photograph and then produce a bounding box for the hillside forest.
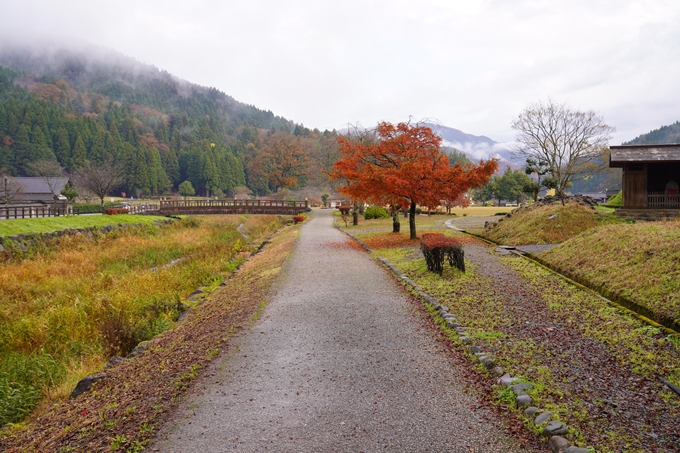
[0,47,341,199]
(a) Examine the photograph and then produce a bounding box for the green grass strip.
[0,215,169,237]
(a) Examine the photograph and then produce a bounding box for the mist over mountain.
[423,123,517,170]
[0,39,344,199]
[0,39,293,131]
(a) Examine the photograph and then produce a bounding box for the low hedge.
[364,206,390,220]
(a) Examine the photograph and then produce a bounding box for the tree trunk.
[392,210,400,233]
[409,201,417,239]
[100,196,105,208]
[352,211,358,226]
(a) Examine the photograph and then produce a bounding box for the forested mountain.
[623,121,680,145]
[0,41,339,198]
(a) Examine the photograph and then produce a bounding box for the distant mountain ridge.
[623,121,680,145]
[423,122,516,170]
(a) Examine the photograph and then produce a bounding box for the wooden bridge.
[159,199,308,216]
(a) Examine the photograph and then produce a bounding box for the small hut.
[609,144,680,219]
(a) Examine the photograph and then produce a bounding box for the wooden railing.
[648,191,680,208]
[159,199,308,216]
[0,205,71,219]
[129,204,159,214]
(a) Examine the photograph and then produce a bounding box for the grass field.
[0,214,284,426]
[0,214,168,237]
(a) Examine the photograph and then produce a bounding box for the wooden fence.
[128,204,159,215]
[159,199,308,216]
[648,191,680,208]
[0,205,71,219]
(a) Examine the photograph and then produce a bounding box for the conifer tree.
[54,127,71,165]
[70,135,87,171]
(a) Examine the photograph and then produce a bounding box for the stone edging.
[337,226,588,453]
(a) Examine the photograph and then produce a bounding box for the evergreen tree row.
[0,63,333,197]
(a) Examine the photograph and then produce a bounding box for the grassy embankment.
[537,220,680,328]
[473,201,680,329]
[339,212,680,452]
[476,203,627,245]
[0,214,284,427]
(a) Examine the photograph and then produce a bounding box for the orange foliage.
[330,121,498,238]
[32,83,63,102]
[140,133,162,150]
[247,132,310,191]
[331,122,497,210]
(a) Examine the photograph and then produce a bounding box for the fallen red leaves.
[362,233,416,249]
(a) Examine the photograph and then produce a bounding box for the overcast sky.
[1,0,679,144]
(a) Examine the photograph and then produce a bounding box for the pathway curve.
[150,209,529,452]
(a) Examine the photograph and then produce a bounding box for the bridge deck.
[159,199,308,216]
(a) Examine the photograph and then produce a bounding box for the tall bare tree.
[25,159,66,196]
[73,158,125,207]
[512,99,615,202]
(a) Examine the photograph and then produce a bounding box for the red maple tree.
[330,121,497,239]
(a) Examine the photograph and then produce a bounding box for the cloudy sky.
[2,0,679,144]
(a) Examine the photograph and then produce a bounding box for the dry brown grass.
[0,221,299,452]
[0,215,284,427]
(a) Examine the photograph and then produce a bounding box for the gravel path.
[150,209,529,452]
[457,243,680,451]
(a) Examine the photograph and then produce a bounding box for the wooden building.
[2,176,70,203]
[609,144,680,219]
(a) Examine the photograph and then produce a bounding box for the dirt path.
[150,209,530,452]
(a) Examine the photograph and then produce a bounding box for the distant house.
[2,176,70,203]
[609,144,680,218]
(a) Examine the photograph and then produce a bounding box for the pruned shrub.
[364,206,390,220]
[337,205,351,215]
[293,215,305,224]
[420,233,465,275]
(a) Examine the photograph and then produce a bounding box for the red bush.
[420,234,465,275]
[337,205,351,215]
[293,215,305,224]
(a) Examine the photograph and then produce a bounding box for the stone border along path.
[150,209,533,453]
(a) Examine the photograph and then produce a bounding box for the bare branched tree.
[25,159,65,195]
[512,99,615,203]
[73,158,125,207]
